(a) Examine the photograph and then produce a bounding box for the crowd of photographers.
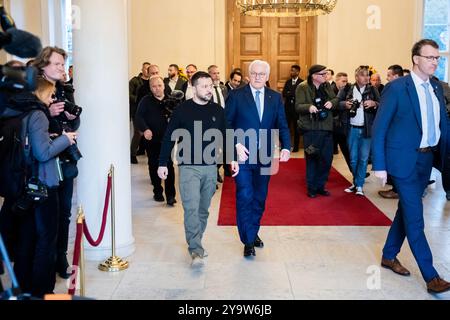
[0,46,81,298]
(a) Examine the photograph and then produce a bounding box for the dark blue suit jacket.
[225,85,291,165]
[372,75,448,178]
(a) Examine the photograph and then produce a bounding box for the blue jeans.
[347,126,371,188]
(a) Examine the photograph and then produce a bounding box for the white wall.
[316,0,423,82]
[128,0,226,78]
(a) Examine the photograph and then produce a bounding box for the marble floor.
[2,151,450,300]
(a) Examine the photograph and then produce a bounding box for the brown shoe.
[378,189,399,199]
[381,258,411,276]
[427,277,450,294]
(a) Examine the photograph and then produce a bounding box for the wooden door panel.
[278,17,300,28]
[241,15,262,28]
[278,33,300,56]
[226,0,315,92]
[241,33,263,56]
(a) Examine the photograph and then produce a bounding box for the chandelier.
[236,0,338,17]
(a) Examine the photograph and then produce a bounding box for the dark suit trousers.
[442,154,450,192]
[145,142,175,198]
[234,164,271,245]
[383,152,439,282]
[303,130,333,192]
[285,107,300,151]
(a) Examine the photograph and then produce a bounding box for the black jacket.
[135,95,170,144]
[340,84,380,138]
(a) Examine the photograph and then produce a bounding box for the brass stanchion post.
[76,207,86,296]
[99,165,129,272]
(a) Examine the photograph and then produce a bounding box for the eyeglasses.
[417,55,441,62]
[250,72,267,78]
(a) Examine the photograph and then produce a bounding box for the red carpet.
[218,158,392,226]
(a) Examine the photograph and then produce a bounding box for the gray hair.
[249,60,270,77]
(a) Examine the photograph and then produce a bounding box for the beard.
[197,93,212,103]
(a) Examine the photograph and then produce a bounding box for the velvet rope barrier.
[67,174,112,295]
[83,174,112,247]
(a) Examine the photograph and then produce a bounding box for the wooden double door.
[226,0,316,92]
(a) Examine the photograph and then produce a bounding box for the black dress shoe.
[166,197,177,206]
[153,194,165,202]
[317,189,331,196]
[254,235,264,248]
[307,191,317,198]
[244,244,256,257]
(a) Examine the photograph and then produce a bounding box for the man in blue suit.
[372,39,450,293]
[225,60,291,257]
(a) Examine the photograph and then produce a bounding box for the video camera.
[0,5,42,111]
[163,89,184,117]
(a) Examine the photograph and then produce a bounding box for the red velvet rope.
[83,175,112,247]
[67,174,112,295]
[68,221,83,295]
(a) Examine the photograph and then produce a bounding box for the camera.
[349,99,360,118]
[12,177,48,213]
[51,127,83,162]
[63,143,83,162]
[313,97,328,121]
[163,90,184,117]
[55,99,83,117]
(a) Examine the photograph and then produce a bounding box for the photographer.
[5,78,76,297]
[295,65,339,198]
[32,47,81,279]
[135,76,176,206]
[343,66,380,196]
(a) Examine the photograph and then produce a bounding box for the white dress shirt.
[410,71,441,147]
[185,82,194,100]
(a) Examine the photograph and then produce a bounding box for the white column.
[72,0,134,261]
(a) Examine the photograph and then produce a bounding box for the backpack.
[0,109,37,199]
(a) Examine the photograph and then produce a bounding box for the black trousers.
[14,188,59,298]
[56,178,74,262]
[146,142,176,198]
[333,130,351,172]
[287,112,300,151]
[442,155,450,192]
[303,130,333,192]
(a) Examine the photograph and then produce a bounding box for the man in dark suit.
[372,39,450,294]
[225,60,291,257]
[282,65,303,152]
[164,64,186,94]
